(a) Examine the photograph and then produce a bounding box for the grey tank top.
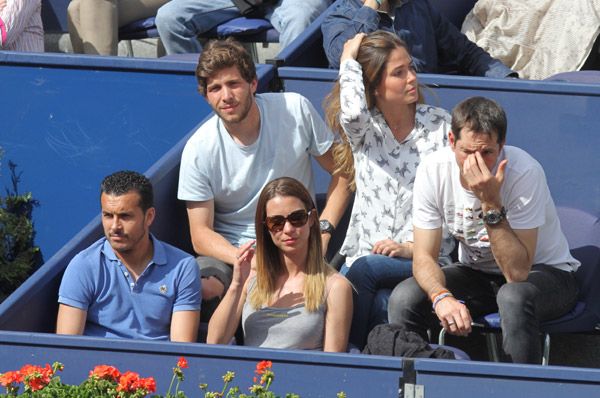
[241,278,326,350]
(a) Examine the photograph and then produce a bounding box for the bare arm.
[314,147,352,253]
[413,227,472,336]
[170,310,200,343]
[464,153,536,282]
[186,200,238,265]
[488,224,538,282]
[323,274,353,352]
[207,241,255,345]
[56,304,87,335]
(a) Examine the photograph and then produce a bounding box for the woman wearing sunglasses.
[207,177,352,351]
[324,31,454,350]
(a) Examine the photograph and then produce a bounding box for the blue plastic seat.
[440,206,600,365]
[205,17,279,43]
[118,16,158,41]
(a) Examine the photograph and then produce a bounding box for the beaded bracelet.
[430,289,450,303]
[432,292,454,310]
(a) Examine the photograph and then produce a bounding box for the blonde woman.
[324,30,454,349]
[207,177,352,351]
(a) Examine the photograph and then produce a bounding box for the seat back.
[556,207,600,307]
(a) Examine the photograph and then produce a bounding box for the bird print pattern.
[338,59,453,265]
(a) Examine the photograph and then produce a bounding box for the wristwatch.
[483,207,507,226]
[319,220,335,234]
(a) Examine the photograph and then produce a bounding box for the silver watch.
[483,207,506,226]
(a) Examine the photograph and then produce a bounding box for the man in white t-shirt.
[388,96,579,364]
[178,37,349,321]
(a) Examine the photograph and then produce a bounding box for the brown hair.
[324,30,423,190]
[195,37,256,96]
[252,177,333,312]
[451,96,507,143]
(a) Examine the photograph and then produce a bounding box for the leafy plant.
[0,159,42,303]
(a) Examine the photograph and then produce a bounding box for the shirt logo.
[159,285,168,294]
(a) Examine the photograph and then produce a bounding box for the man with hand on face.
[388,96,579,364]
[322,0,517,78]
[56,171,201,341]
[178,37,349,322]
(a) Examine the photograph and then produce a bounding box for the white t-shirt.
[178,92,333,247]
[413,146,579,274]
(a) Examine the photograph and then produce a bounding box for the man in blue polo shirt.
[56,171,201,341]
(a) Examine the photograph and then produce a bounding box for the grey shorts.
[196,256,233,293]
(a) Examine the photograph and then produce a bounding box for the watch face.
[319,220,334,233]
[483,208,506,225]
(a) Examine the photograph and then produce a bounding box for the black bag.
[363,324,456,359]
[231,0,275,17]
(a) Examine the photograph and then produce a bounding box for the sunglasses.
[264,209,313,233]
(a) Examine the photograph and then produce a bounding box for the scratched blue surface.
[0,54,209,260]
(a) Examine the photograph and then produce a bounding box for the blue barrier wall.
[2,330,600,397]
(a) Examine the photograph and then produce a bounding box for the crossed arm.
[56,304,200,342]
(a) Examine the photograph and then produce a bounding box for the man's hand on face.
[462,152,508,209]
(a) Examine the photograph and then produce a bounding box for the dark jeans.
[388,264,579,364]
[345,255,413,350]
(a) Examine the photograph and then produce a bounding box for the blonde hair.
[324,30,424,190]
[251,177,334,312]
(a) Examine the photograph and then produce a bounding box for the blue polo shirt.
[58,235,201,340]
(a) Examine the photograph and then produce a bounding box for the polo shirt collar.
[101,234,167,266]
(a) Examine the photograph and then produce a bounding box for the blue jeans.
[345,255,414,350]
[155,0,330,54]
[388,264,578,364]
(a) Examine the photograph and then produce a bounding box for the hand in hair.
[232,240,255,287]
[340,33,366,63]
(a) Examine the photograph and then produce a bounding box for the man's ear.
[251,78,258,95]
[145,207,156,228]
[448,131,456,147]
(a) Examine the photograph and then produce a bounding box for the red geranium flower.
[255,361,272,375]
[177,356,188,369]
[20,364,53,391]
[117,371,140,393]
[132,376,157,393]
[0,370,23,387]
[89,365,121,381]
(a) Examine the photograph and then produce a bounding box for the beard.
[214,92,254,125]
